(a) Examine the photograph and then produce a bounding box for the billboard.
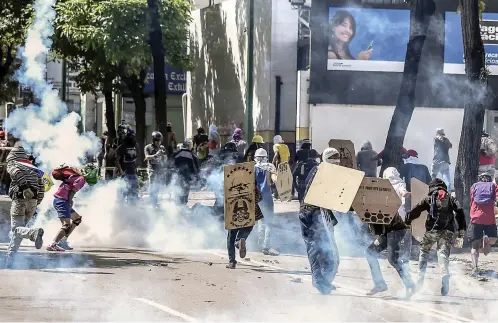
[327,7,410,72]
[444,12,498,74]
[144,64,186,94]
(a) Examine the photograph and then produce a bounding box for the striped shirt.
[6,147,44,203]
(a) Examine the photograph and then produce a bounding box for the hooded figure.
[479,131,497,180]
[170,139,200,204]
[293,148,319,202]
[295,139,312,164]
[364,167,415,298]
[230,128,247,155]
[356,141,378,177]
[5,145,45,267]
[298,147,341,295]
[400,150,431,191]
[405,178,466,296]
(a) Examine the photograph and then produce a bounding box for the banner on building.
[224,162,256,230]
[444,12,498,74]
[327,7,409,72]
[144,64,186,94]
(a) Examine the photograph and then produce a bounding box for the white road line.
[205,251,474,323]
[134,298,198,322]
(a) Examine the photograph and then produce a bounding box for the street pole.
[245,0,255,142]
[61,58,67,102]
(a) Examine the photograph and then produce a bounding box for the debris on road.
[207,262,213,266]
[290,277,302,283]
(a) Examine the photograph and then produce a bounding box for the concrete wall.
[310,105,465,175]
[187,0,249,137]
[187,0,299,144]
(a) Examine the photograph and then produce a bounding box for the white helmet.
[255,148,268,158]
[322,147,340,164]
[273,135,283,144]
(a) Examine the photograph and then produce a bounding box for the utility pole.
[245,0,255,141]
[61,58,67,102]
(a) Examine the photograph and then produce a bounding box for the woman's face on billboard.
[334,17,354,43]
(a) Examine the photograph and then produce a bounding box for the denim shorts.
[53,198,75,219]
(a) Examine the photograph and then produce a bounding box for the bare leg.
[54,218,71,243]
[64,211,82,238]
[471,239,481,272]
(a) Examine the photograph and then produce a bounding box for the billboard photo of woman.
[328,10,372,61]
[327,7,410,72]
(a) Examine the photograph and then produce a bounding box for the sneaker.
[366,284,388,296]
[483,235,491,256]
[263,248,280,256]
[46,244,65,252]
[58,240,73,251]
[441,275,450,296]
[33,228,44,250]
[239,238,247,258]
[226,262,236,269]
[471,267,479,277]
[404,285,416,300]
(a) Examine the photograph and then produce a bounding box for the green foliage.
[54,0,193,83]
[457,0,486,19]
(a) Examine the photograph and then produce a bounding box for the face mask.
[326,158,340,165]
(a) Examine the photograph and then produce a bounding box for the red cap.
[407,149,418,157]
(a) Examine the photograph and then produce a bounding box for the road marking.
[205,251,474,323]
[134,298,198,322]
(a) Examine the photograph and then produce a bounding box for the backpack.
[82,164,99,186]
[52,165,82,182]
[296,158,317,186]
[472,182,495,204]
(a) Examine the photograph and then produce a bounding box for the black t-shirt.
[117,143,140,175]
[145,143,166,170]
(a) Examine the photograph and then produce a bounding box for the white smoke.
[8,0,99,171]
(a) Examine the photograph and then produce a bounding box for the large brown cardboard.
[276,162,293,202]
[224,162,256,230]
[187,191,216,208]
[304,163,365,213]
[411,177,429,242]
[352,178,401,224]
[328,139,357,169]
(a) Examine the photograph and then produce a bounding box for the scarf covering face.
[232,128,243,141]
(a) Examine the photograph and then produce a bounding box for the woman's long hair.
[328,10,356,60]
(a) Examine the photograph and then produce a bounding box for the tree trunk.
[102,77,117,142]
[455,0,488,223]
[380,0,435,176]
[123,71,147,167]
[147,0,168,145]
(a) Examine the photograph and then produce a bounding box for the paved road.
[0,201,497,321]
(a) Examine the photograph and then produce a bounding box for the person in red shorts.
[469,173,498,276]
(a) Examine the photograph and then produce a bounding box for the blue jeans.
[123,174,139,203]
[258,200,274,250]
[431,162,452,191]
[227,226,253,263]
[299,208,340,287]
[365,229,414,288]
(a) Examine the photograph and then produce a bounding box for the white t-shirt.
[391,181,408,220]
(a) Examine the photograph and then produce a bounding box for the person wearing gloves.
[244,135,264,162]
[4,143,45,267]
[364,167,415,298]
[272,135,290,167]
[405,178,466,296]
[299,147,341,295]
[254,148,279,256]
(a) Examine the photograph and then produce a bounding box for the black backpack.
[296,158,318,186]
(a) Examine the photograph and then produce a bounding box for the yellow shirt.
[273,143,290,163]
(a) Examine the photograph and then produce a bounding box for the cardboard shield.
[304,163,365,213]
[352,178,401,225]
[187,191,216,208]
[224,162,256,230]
[276,162,293,202]
[328,139,357,169]
[411,178,429,242]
